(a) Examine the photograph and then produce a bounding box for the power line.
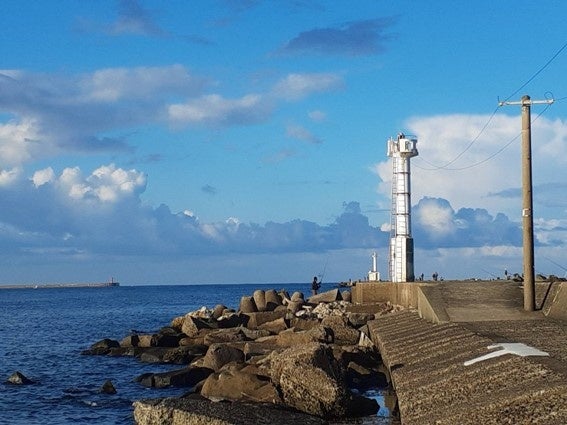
[414,40,567,171]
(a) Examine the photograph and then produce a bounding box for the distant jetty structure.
[387,133,418,282]
[0,279,120,290]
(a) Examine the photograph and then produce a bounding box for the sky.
[1,0,567,285]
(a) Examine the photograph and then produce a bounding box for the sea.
[0,284,397,425]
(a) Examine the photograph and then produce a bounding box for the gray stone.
[238,296,257,313]
[136,366,213,389]
[133,397,327,425]
[321,315,360,345]
[308,288,342,304]
[269,342,350,417]
[253,290,267,312]
[202,343,245,372]
[201,364,279,403]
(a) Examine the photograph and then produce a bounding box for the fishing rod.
[318,257,329,284]
[543,256,567,274]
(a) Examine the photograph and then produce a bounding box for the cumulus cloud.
[280,18,396,56]
[412,197,522,249]
[374,113,567,222]
[0,66,207,166]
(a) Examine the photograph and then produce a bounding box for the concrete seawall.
[354,280,567,424]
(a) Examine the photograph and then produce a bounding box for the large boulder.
[275,325,331,347]
[203,328,246,345]
[239,296,257,313]
[269,343,350,418]
[264,289,283,311]
[320,315,360,345]
[243,310,286,329]
[202,343,245,372]
[258,317,288,334]
[138,346,204,364]
[200,364,280,403]
[136,366,213,389]
[252,290,267,312]
[308,288,342,304]
[133,397,327,425]
[181,315,215,338]
[81,338,120,355]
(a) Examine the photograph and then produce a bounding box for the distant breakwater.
[0,281,119,289]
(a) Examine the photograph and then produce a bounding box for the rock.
[264,289,282,311]
[243,341,283,359]
[308,288,342,304]
[151,333,183,348]
[136,366,213,389]
[289,317,320,331]
[286,300,304,315]
[258,317,288,334]
[239,328,271,341]
[202,343,245,372]
[239,296,257,313]
[120,334,140,347]
[6,371,34,385]
[269,342,350,418]
[290,291,304,302]
[170,315,184,331]
[81,338,120,355]
[341,290,352,302]
[138,346,203,364]
[275,326,332,347]
[132,334,152,347]
[320,315,360,345]
[203,328,246,345]
[217,313,246,329]
[100,379,117,394]
[345,361,388,390]
[243,310,287,329]
[182,315,215,338]
[201,364,280,403]
[212,304,228,320]
[133,397,327,425]
[253,290,267,312]
[347,312,375,328]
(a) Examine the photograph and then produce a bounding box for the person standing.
[311,276,321,295]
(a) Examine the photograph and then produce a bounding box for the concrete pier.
[354,280,567,424]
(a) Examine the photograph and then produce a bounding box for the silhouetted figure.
[311,276,321,295]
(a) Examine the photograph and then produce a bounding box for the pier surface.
[355,280,567,424]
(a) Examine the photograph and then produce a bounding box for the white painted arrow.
[464,343,549,366]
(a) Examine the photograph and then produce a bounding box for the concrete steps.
[368,310,567,424]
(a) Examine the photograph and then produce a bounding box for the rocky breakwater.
[83,288,403,424]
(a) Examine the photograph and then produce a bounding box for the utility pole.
[498,95,553,311]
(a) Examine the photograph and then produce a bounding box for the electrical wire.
[415,39,567,172]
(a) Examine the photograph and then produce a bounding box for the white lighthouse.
[387,133,418,282]
[368,251,380,281]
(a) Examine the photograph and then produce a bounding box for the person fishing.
[311,276,321,295]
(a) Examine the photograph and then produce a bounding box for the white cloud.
[82,65,205,102]
[272,73,343,100]
[309,110,327,122]
[32,167,55,187]
[374,113,567,222]
[0,167,21,187]
[0,118,45,167]
[168,94,270,128]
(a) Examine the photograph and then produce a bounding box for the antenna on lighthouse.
[387,133,418,282]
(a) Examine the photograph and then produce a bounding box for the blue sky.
[1,0,567,285]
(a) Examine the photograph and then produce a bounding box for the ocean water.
[0,284,396,424]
